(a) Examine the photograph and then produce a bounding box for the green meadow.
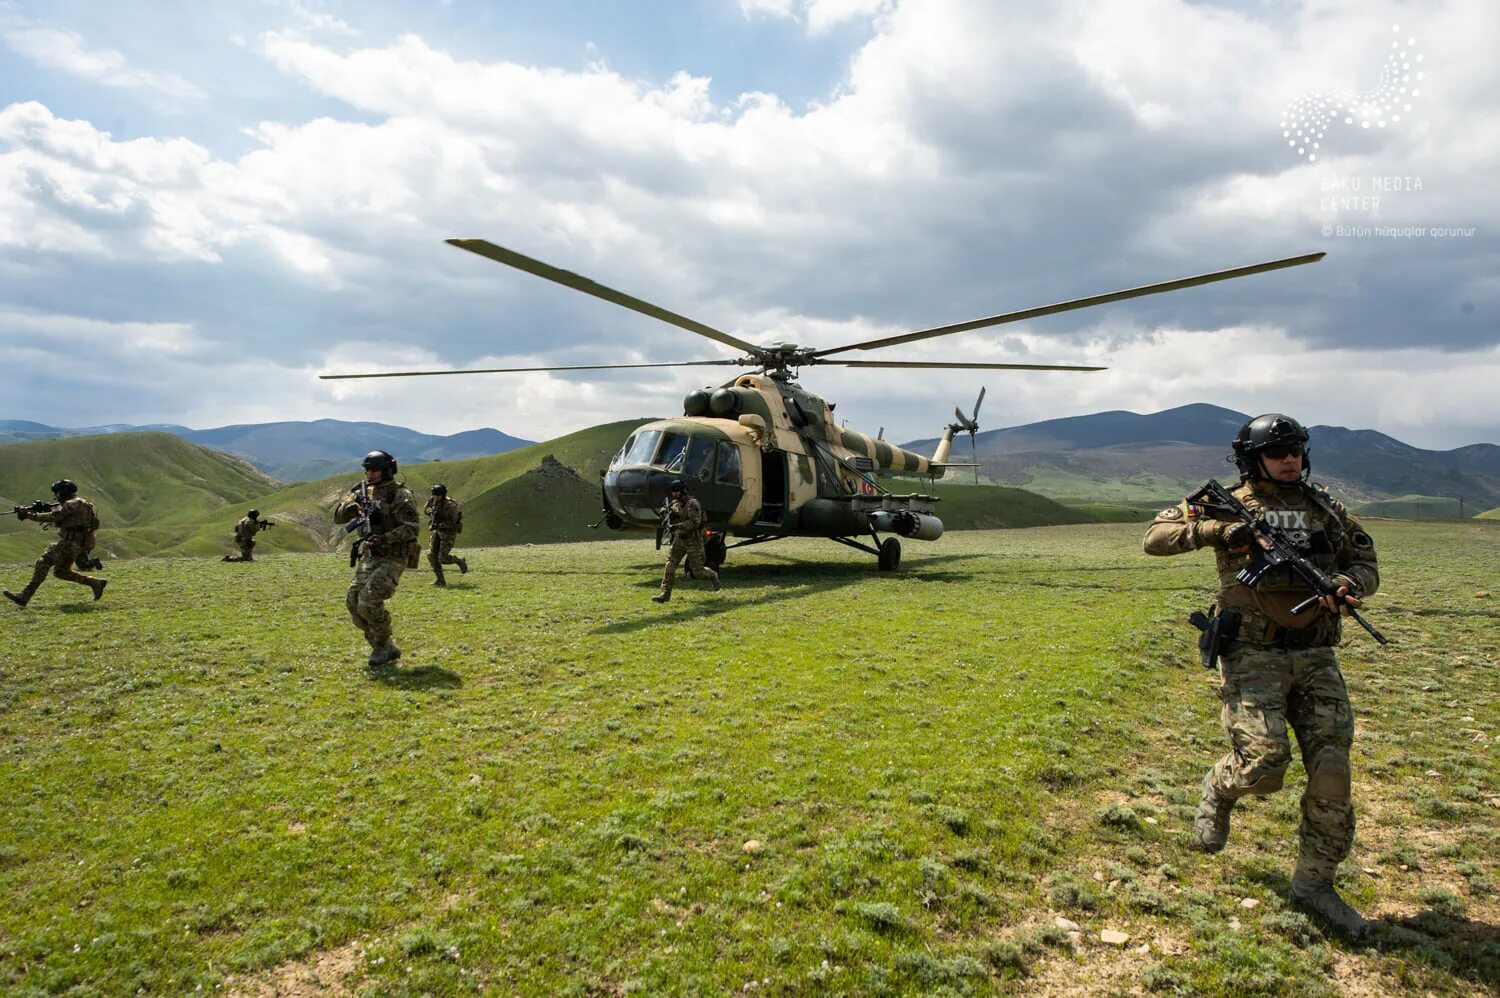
[2,520,1497,996]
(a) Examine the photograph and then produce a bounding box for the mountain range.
[902,403,1500,513]
[0,419,532,482]
[4,403,1497,519]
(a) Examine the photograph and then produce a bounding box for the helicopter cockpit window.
[623,430,660,466]
[610,437,630,468]
[715,441,741,486]
[685,435,716,480]
[657,432,689,471]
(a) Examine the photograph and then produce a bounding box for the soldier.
[423,484,468,586]
[5,479,107,607]
[652,479,720,603]
[333,451,420,667]
[1144,414,1380,938]
[222,508,274,562]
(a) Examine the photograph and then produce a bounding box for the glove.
[1220,522,1253,550]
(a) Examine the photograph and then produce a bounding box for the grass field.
[2,520,1497,996]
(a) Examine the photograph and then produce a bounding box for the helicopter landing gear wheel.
[705,533,726,571]
[877,537,901,571]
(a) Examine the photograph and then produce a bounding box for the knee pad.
[1307,746,1351,800]
[1242,772,1285,795]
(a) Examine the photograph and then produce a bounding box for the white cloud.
[280,0,358,38]
[740,0,890,36]
[0,1,1494,448]
[3,25,204,101]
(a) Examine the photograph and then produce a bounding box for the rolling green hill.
[0,433,282,563]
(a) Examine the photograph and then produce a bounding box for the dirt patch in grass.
[227,940,363,997]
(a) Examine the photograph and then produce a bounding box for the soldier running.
[222,508,274,562]
[334,451,420,667]
[653,479,720,603]
[1144,414,1380,939]
[5,479,107,607]
[424,484,468,586]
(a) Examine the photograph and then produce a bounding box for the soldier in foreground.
[222,508,274,562]
[5,479,107,607]
[1144,414,1381,939]
[653,479,720,603]
[334,451,420,667]
[423,484,468,586]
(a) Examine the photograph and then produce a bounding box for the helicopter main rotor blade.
[812,252,1325,358]
[823,360,1106,371]
[319,360,743,380]
[447,238,765,356]
[972,386,986,420]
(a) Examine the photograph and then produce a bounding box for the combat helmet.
[248,508,260,519]
[668,479,687,495]
[1232,414,1311,480]
[362,450,398,479]
[431,483,448,496]
[50,479,79,499]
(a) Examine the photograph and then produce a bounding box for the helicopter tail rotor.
[951,387,986,483]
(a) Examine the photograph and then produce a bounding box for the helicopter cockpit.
[603,425,743,526]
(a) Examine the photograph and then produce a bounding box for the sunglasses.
[1263,445,1305,460]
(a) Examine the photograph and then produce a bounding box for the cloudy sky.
[1,0,1495,450]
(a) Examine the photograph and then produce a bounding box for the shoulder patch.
[1158,505,1184,521]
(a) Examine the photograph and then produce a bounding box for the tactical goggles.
[1262,445,1305,460]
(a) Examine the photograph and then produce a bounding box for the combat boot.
[651,592,670,604]
[1290,869,1372,940]
[90,579,107,601]
[711,573,721,592]
[457,557,468,574]
[1194,772,1234,853]
[4,589,29,608]
[432,567,446,587]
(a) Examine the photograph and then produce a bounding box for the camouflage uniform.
[334,481,420,663]
[655,495,720,602]
[224,515,270,562]
[1145,477,1379,893]
[424,495,467,585]
[5,497,106,606]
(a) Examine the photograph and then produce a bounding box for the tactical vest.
[1213,480,1348,639]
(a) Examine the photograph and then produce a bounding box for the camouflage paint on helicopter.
[602,372,987,562]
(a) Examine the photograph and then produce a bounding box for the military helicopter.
[323,240,1322,571]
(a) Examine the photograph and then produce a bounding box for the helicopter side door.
[755,449,788,526]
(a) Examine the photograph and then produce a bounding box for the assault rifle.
[1186,479,1388,644]
[253,519,277,528]
[342,482,380,567]
[654,505,681,550]
[11,499,59,519]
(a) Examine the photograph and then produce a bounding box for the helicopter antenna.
[877,426,885,441]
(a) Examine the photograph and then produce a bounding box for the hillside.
[0,433,284,563]
[905,405,1500,510]
[0,418,533,482]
